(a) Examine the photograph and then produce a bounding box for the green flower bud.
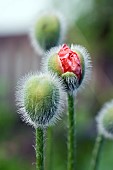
[30,11,67,54]
[96,100,113,139]
[16,73,65,128]
[35,15,60,50]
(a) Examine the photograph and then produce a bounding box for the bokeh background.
[0,0,113,170]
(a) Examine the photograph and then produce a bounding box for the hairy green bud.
[16,73,65,128]
[97,100,113,139]
[30,11,67,54]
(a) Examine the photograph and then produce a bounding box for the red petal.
[58,44,82,80]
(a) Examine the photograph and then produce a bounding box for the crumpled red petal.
[58,44,82,80]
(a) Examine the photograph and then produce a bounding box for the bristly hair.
[15,72,66,129]
[29,10,67,55]
[41,45,62,73]
[71,44,92,92]
[42,44,92,93]
[96,99,113,139]
[62,74,79,95]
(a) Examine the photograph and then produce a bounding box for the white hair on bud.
[42,44,92,93]
[29,10,67,55]
[15,72,66,129]
[96,100,113,139]
[71,44,92,91]
[41,45,62,73]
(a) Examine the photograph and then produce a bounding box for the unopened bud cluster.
[16,9,92,129]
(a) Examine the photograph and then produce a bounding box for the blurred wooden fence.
[0,35,41,107]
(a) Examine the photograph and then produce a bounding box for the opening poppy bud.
[45,44,91,92]
[16,73,65,128]
[30,11,67,54]
[96,100,113,139]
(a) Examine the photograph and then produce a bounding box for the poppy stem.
[90,134,104,170]
[67,93,76,170]
[36,128,44,170]
[46,127,53,170]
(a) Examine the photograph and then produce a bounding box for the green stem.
[36,128,44,170]
[90,134,104,170]
[67,93,76,170]
[46,127,53,170]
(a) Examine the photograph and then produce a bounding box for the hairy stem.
[46,127,53,170]
[90,134,104,170]
[67,93,76,170]
[36,128,44,170]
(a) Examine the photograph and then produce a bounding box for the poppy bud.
[97,100,113,139]
[44,44,91,93]
[16,72,65,128]
[30,11,67,54]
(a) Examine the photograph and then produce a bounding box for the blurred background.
[0,0,113,170]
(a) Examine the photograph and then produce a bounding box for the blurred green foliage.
[0,103,15,128]
[0,157,34,170]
